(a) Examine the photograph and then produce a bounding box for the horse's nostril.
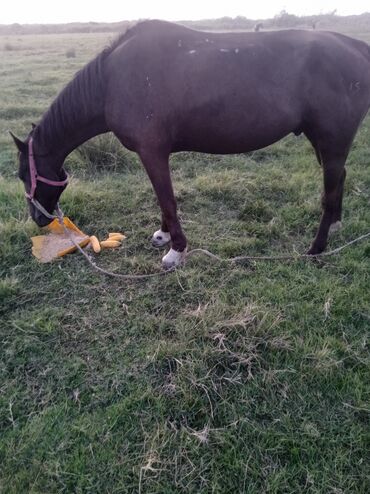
[157,236,162,240]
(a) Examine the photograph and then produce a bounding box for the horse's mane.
[35,23,139,151]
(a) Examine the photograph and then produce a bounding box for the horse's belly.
[172,112,298,154]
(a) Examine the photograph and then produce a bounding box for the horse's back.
[104,21,370,153]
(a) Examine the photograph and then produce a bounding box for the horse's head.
[11,129,68,227]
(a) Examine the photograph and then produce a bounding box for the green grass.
[0,30,369,494]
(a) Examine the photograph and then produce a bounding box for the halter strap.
[25,137,69,200]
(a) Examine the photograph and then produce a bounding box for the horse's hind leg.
[329,167,346,234]
[306,133,346,234]
[308,153,347,255]
[139,148,187,268]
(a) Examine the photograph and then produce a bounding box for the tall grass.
[72,133,139,175]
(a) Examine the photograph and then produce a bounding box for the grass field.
[0,28,369,493]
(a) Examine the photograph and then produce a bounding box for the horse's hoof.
[162,247,187,269]
[307,245,325,256]
[329,221,342,235]
[152,229,171,247]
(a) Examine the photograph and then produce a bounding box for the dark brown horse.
[12,20,370,268]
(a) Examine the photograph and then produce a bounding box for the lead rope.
[187,232,370,262]
[67,229,370,279]
[53,209,370,280]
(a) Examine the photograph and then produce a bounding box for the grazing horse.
[12,20,370,268]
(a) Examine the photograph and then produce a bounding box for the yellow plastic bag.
[31,217,90,263]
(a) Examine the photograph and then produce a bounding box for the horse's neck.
[35,56,109,160]
[36,115,108,159]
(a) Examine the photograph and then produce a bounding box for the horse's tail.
[366,44,370,111]
[368,45,370,111]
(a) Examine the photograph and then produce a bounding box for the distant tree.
[10,23,23,34]
[234,16,247,28]
[273,10,299,28]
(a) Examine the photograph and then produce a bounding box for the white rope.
[187,231,370,263]
[69,235,174,279]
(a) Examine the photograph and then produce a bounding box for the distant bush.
[4,43,16,51]
[65,48,76,58]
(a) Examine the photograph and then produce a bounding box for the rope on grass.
[187,231,370,262]
[69,237,173,280]
[60,215,370,280]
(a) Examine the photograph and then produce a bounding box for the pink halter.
[26,137,69,200]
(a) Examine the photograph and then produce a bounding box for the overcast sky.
[1,0,369,24]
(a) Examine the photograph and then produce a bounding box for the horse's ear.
[31,123,37,130]
[9,131,27,153]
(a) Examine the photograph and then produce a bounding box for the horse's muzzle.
[30,204,53,227]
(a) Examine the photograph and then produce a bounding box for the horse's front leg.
[139,148,187,269]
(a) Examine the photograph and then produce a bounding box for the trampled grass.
[0,29,369,493]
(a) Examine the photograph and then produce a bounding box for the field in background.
[0,28,369,493]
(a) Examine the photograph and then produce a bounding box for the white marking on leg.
[329,221,343,235]
[151,229,171,247]
[162,248,187,269]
